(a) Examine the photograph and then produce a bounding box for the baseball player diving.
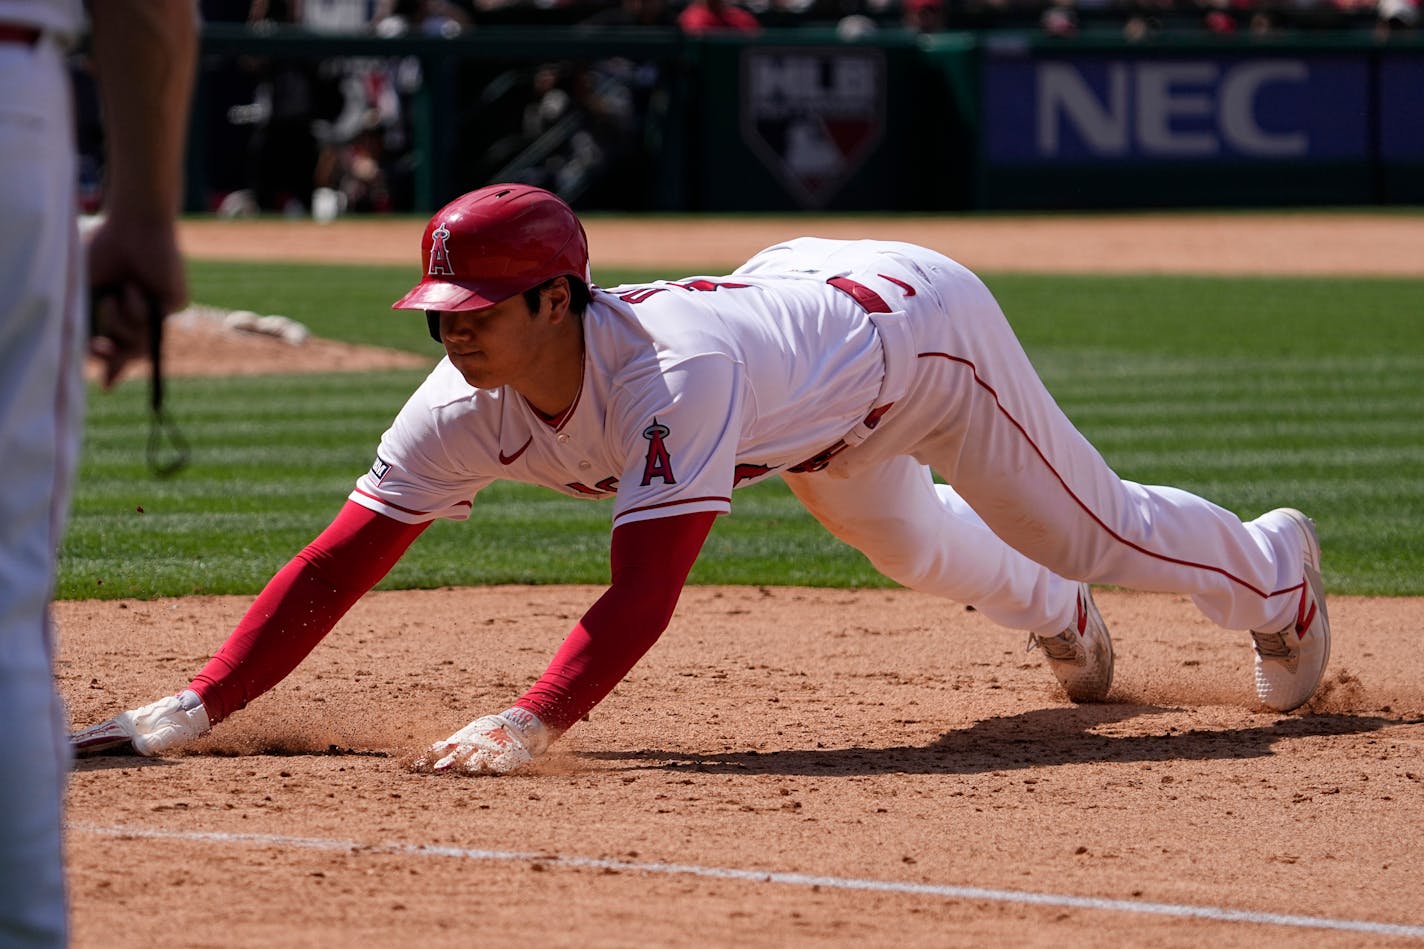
[72,184,1331,775]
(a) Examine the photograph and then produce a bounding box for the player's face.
[437,293,556,392]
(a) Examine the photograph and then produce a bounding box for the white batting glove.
[423,707,551,775]
[70,689,211,757]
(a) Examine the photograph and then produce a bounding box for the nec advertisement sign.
[1380,56,1424,160]
[984,55,1368,164]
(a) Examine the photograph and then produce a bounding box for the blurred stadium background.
[69,0,1424,218]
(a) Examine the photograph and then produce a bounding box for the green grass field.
[56,259,1424,600]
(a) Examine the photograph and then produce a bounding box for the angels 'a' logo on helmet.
[428,223,455,276]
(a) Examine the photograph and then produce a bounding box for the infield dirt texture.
[59,212,1424,948]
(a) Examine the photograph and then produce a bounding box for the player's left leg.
[784,455,1080,635]
[785,457,1113,700]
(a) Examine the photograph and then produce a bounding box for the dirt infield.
[176,212,1424,275]
[60,213,1424,948]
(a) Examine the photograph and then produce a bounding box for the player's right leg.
[783,456,1112,700]
[877,245,1326,710]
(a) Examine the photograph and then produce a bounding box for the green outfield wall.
[183,23,1424,213]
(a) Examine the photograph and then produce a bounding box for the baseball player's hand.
[88,281,156,389]
[85,213,188,389]
[421,707,551,775]
[70,689,210,757]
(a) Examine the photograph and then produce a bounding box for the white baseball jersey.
[352,239,911,529]
[354,235,1309,639]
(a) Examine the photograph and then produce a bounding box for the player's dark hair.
[523,275,590,316]
[425,276,591,342]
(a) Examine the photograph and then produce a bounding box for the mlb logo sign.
[741,48,886,208]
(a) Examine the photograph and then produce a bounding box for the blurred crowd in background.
[70,0,1419,219]
[222,0,1417,36]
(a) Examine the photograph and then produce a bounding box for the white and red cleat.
[1252,509,1331,713]
[1027,583,1114,702]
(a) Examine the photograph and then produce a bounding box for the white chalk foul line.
[72,823,1424,940]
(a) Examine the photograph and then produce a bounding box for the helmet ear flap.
[426,311,442,343]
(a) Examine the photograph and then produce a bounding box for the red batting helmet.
[391,184,590,313]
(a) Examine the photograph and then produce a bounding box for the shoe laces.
[1026,629,1081,663]
[1252,576,1319,660]
[1250,628,1294,660]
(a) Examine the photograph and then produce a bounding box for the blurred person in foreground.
[0,0,195,944]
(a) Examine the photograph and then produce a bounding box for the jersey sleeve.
[513,510,716,731]
[349,372,497,524]
[189,501,428,724]
[609,353,744,528]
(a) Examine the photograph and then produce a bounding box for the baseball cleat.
[70,718,137,756]
[1251,509,1331,713]
[1026,583,1113,702]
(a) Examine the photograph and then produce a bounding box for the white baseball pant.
[788,244,1304,636]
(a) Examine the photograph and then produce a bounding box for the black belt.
[0,24,42,45]
[788,402,895,474]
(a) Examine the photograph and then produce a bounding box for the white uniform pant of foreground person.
[0,32,85,949]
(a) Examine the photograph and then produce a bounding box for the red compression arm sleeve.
[188,501,427,724]
[514,511,716,732]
